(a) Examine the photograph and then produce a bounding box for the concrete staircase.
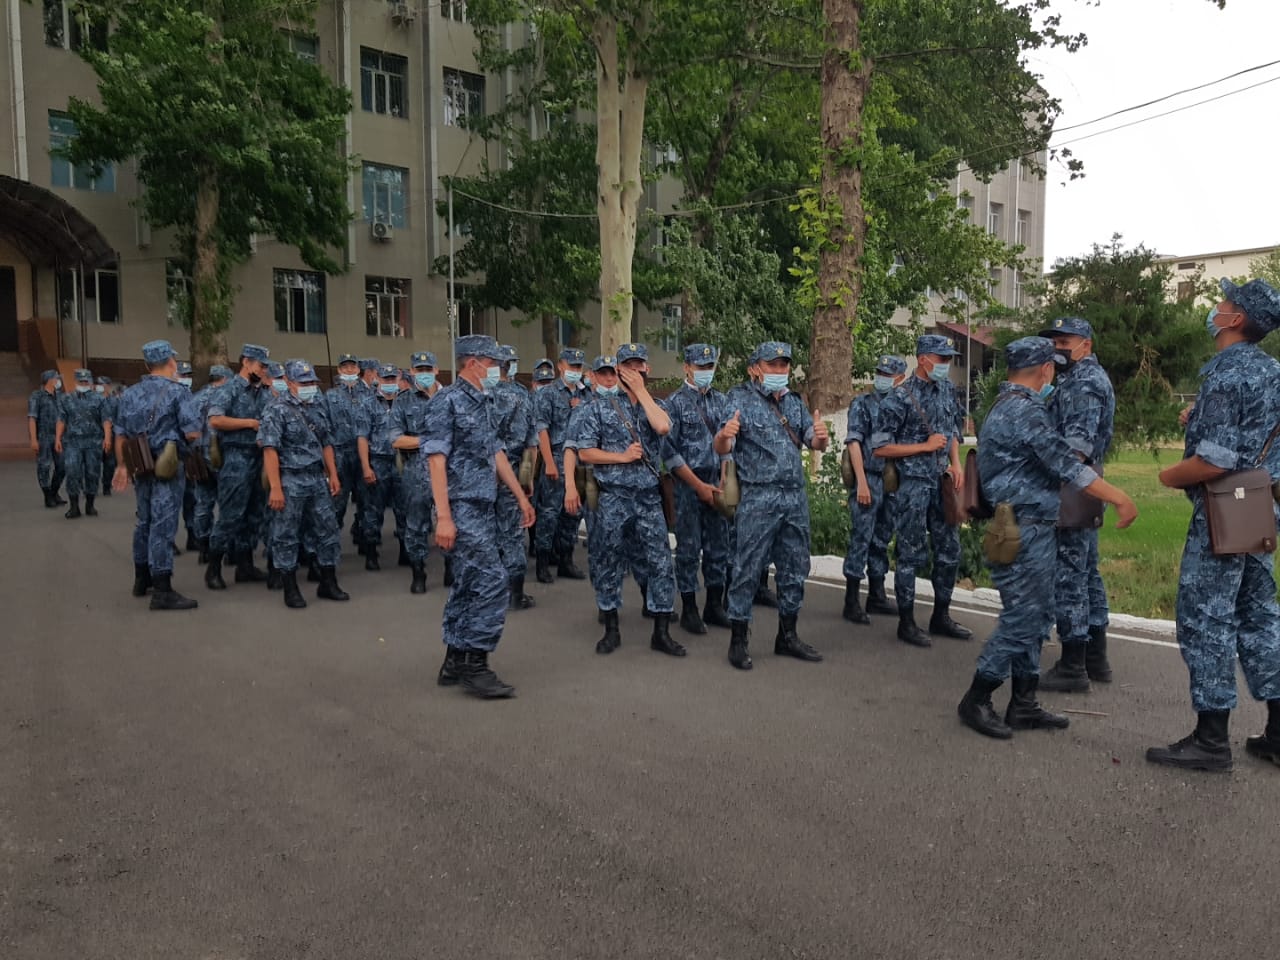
[0,351,34,461]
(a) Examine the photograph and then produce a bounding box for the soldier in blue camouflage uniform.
[205,344,272,590]
[957,338,1136,739]
[427,335,535,699]
[111,340,203,611]
[27,369,66,508]
[714,341,830,670]
[191,365,231,562]
[357,363,406,571]
[872,334,972,647]
[97,376,118,496]
[1148,279,1280,772]
[325,353,369,552]
[1034,317,1119,693]
[841,354,907,625]
[174,361,199,550]
[390,351,438,594]
[663,343,732,635]
[56,368,110,519]
[532,358,556,390]
[533,348,591,583]
[259,359,349,609]
[493,344,538,611]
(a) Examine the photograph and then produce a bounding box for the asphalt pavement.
[1,461,1276,960]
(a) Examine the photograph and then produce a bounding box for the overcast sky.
[1031,0,1280,266]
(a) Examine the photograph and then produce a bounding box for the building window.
[360,49,408,118]
[988,267,1002,298]
[1015,210,1030,247]
[365,277,411,338]
[987,202,1003,238]
[661,304,682,353]
[289,34,319,64]
[166,260,193,328]
[443,68,485,127]
[60,264,120,324]
[556,314,574,350]
[361,163,408,228]
[958,195,974,219]
[1177,280,1196,303]
[441,0,468,21]
[1013,270,1024,308]
[273,269,327,334]
[1176,261,1198,271]
[453,285,488,337]
[43,1,107,52]
[49,112,115,192]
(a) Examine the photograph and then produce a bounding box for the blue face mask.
[563,370,583,385]
[297,384,319,403]
[596,384,620,397]
[508,361,519,377]
[1039,383,1055,400]
[927,362,951,383]
[379,382,398,397]
[1206,306,1225,338]
[339,372,358,385]
[873,375,894,394]
[76,384,91,393]
[762,373,789,393]
[481,366,501,391]
[271,380,287,394]
[415,372,436,391]
[692,369,715,390]
[179,378,193,389]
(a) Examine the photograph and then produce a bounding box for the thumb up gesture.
[811,408,830,450]
[721,410,741,440]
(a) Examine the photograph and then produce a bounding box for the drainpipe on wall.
[7,0,28,181]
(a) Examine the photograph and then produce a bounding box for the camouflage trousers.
[534,460,580,556]
[843,471,889,581]
[269,470,341,572]
[726,484,810,622]
[63,439,103,497]
[495,464,528,580]
[331,443,363,534]
[192,472,218,543]
[442,499,507,652]
[36,439,65,492]
[673,478,730,594]
[591,486,674,614]
[1054,526,1109,644]
[360,455,404,547]
[976,521,1056,681]
[892,475,960,609]
[401,451,433,565]
[210,445,266,558]
[131,474,185,575]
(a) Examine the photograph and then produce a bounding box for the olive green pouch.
[982,502,1022,565]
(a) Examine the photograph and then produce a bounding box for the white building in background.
[1153,245,1277,306]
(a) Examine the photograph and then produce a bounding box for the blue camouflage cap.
[499,344,518,363]
[683,343,719,365]
[410,351,438,369]
[337,353,359,366]
[1040,316,1094,340]
[916,333,959,358]
[752,341,793,364]
[1221,277,1280,334]
[616,342,649,363]
[533,358,556,381]
[74,368,92,381]
[1005,336,1065,370]
[176,361,193,377]
[208,365,232,381]
[358,357,380,371]
[593,354,618,372]
[265,361,285,379]
[377,363,399,379]
[240,343,269,362]
[456,334,502,361]
[142,339,179,365]
[41,369,58,384]
[95,375,113,385]
[285,359,320,383]
[559,347,586,365]
[875,354,908,376]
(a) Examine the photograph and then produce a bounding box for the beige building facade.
[1153,244,1277,306]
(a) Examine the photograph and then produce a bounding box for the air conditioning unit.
[392,3,415,24]
[371,220,393,242]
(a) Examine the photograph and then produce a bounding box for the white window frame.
[443,68,485,127]
[1015,210,1030,247]
[987,202,1003,239]
[362,163,409,228]
[43,0,106,52]
[365,276,412,338]
[360,48,408,119]
[441,0,468,22]
[273,269,327,334]
[454,284,489,337]
[49,112,115,193]
[661,304,682,353]
[165,259,193,328]
[289,33,319,64]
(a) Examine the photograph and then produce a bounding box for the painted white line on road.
[804,577,1181,650]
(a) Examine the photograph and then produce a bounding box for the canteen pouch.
[882,458,899,493]
[962,448,993,521]
[1058,464,1105,530]
[940,470,965,526]
[840,446,856,489]
[184,452,211,484]
[659,473,676,530]
[585,466,600,512]
[208,433,223,470]
[121,433,156,479]
[395,451,405,475]
[518,448,538,493]
[982,502,1022,566]
[1203,468,1278,556]
[153,440,180,480]
[575,464,588,501]
[713,459,740,519]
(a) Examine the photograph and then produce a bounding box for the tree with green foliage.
[61,1,352,368]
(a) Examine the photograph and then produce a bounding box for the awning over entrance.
[0,175,116,269]
[936,320,995,348]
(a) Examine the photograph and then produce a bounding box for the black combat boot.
[728,620,752,670]
[185,529,198,552]
[365,544,380,571]
[101,481,111,497]
[460,650,516,699]
[411,562,427,595]
[437,647,463,686]
[842,578,871,625]
[1004,675,1070,730]
[53,488,67,505]
[1146,711,1232,772]
[651,614,688,657]
[84,495,97,517]
[509,575,534,610]
[1244,700,1280,767]
[774,615,823,662]
[64,495,81,519]
[702,585,731,628]
[317,566,349,602]
[957,673,1013,739]
[306,554,321,583]
[149,572,198,611]
[535,552,555,584]
[197,539,209,564]
[234,552,268,583]
[679,592,707,635]
[1085,624,1113,683]
[753,569,778,607]
[205,551,227,590]
[597,610,621,654]
[929,601,973,640]
[131,564,152,597]
[281,570,307,609]
[865,576,897,616]
[266,557,283,591]
[557,548,586,580]
[637,580,653,619]
[1040,641,1090,693]
[897,604,931,647]
[443,556,455,587]
[398,541,411,568]
[42,487,57,508]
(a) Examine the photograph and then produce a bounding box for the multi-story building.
[0,1,686,381]
[1154,245,1277,306]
